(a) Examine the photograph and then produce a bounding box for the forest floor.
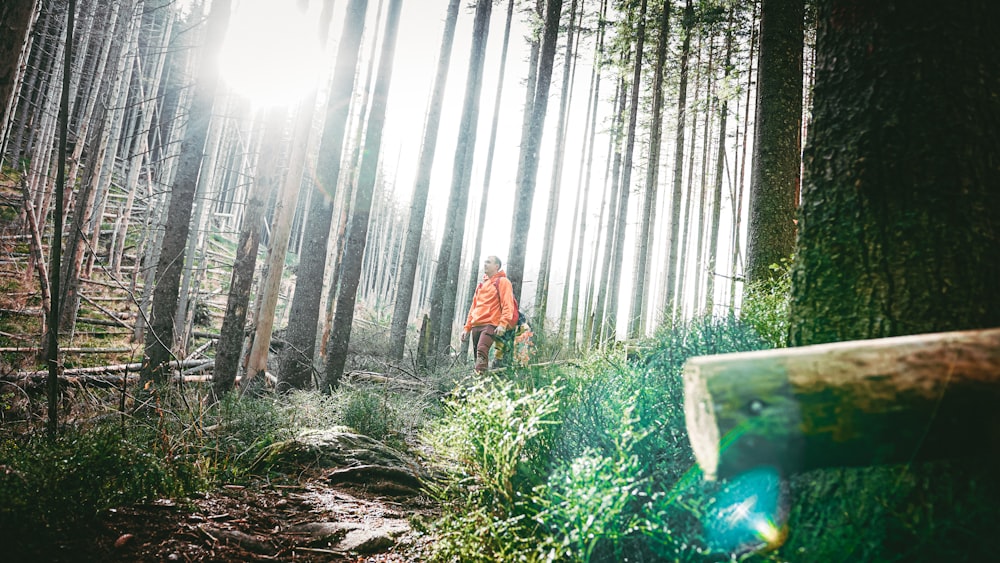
[44,472,438,562]
[0,176,441,562]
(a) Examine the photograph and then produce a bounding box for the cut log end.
[683,367,720,481]
[683,327,1000,481]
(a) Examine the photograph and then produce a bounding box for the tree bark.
[744,0,803,286]
[790,0,1000,345]
[0,0,37,160]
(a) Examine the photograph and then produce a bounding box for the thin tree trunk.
[662,0,693,316]
[730,0,757,312]
[47,0,76,437]
[629,0,670,337]
[705,14,733,316]
[691,38,715,314]
[568,0,608,350]
[246,80,327,381]
[591,72,627,347]
[214,109,285,396]
[457,0,514,361]
[325,0,403,389]
[605,0,647,342]
[533,0,578,334]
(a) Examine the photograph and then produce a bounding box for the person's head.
[484,255,501,276]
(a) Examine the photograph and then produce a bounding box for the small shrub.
[739,259,792,348]
[341,386,404,447]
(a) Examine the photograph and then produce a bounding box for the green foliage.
[532,404,647,562]
[0,422,207,546]
[341,386,405,449]
[423,315,775,561]
[422,376,562,561]
[740,259,792,348]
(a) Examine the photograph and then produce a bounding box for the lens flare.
[703,466,789,556]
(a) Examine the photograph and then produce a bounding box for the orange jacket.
[464,270,517,331]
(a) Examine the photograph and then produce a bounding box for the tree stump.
[683,327,1000,480]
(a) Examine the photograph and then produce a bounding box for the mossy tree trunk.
[779,2,1000,559]
[790,0,1000,345]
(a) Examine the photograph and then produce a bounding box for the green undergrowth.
[421,289,1000,561]
[421,315,774,562]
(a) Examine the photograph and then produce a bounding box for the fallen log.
[683,327,1000,481]
[0,346,133,354]
[11,358,212,378]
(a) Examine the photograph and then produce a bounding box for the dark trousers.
[470,325,496,373]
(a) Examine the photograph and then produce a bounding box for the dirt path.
[82,476,435,562]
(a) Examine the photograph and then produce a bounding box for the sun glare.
[218,0,325,108]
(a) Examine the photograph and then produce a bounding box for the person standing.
[461,255,516,373]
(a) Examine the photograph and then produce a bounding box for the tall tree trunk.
[705,13,732,316]
[0,0,37,161]
[729,0,757,312]
[141,0,230,384]
[605,0,647,342]
[214,109,285,396]
[629,0,670,338]
[457,0,515,360]
[532,0,578,334]
[506,0,563,301]
[662,0,693,316]
[325,0,403,389]
[567,0,608,350]
[427,0,493,354]
[790,0,1000,345]
[246,22,330,381]
[784,3,1000,557]
[555,2,586,341]
[691,37,715,315]
[46,0,76,438]
[276,0,368,390]
[745,0,803,286]
[591,73,627,347]
[387,0,460,361]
